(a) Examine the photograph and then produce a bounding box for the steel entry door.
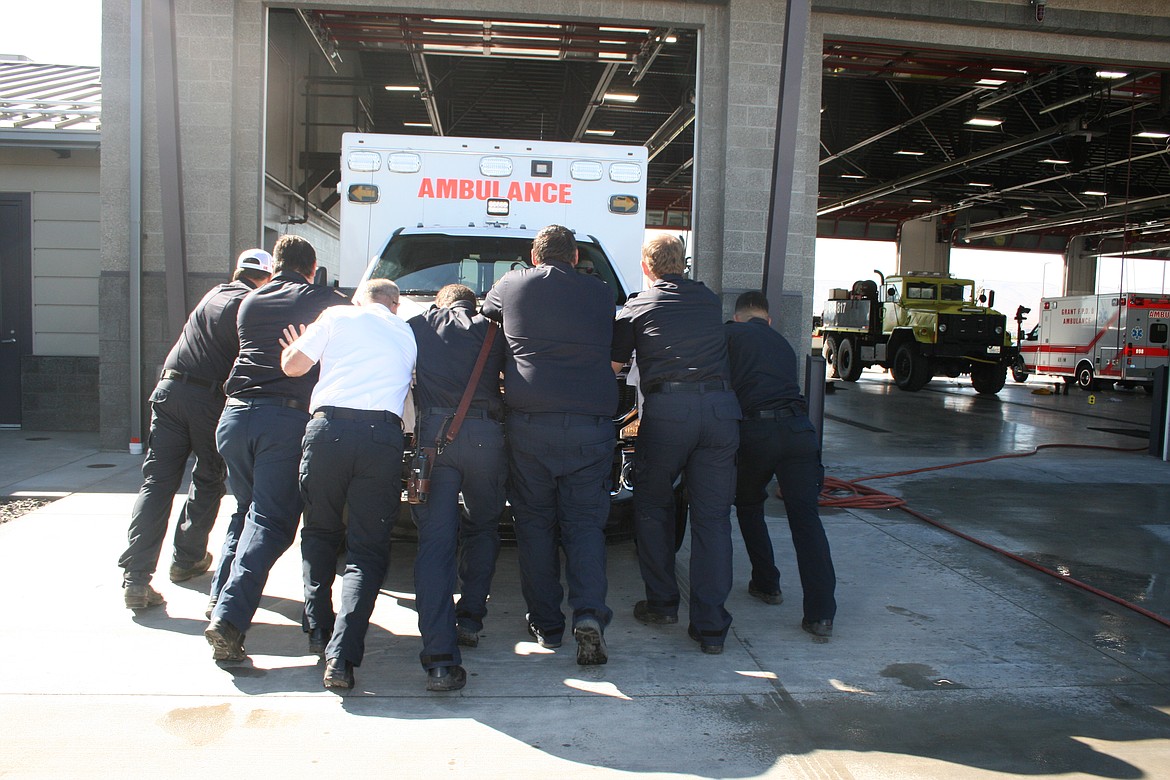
[0,194,32,428]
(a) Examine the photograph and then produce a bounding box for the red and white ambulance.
[1017,292,1170,391]
[338,132,648,318]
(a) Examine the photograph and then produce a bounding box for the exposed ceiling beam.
[572,62,618,141]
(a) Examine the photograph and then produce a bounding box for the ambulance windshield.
[368,234,628,304]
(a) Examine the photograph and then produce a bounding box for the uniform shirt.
[481,259,617,416]
[408,299,505,418]
[224,271,350,404]
[162,278,258,384]
[292,302,417,416]
[612,274,730,385]
[725,316,804,414]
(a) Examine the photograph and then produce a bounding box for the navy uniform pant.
[212,402,309,632]
[634,390,740,642]
[119,379,226,585]
[734,415,836,623]
[506,412,615,641]
[299,411,404,667]
[413,413,506,670]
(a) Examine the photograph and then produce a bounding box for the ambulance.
[338,132,648,318]
[1016,292,1170,391]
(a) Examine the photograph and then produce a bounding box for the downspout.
[128,0,143,452]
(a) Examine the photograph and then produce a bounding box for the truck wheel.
[971,363,1007,395]
[822,335,840,379]
[836,338,863,382]
[1074,362,1096,391]
[1011,355,1029,383]
[892,343,931,391]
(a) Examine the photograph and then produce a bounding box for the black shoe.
[573,617,608,666]
[123,583,165,610]
[526,619,563,649]
[801,618,833,639]
[687,624,724,655]
[169,552,213,583]
[426,665,467,692]
[205,617,246,662]
[308,626,329,656]
[748,584,784,605]
[633,600,678,625]
[323,657,355,689]
[456,624,479,648]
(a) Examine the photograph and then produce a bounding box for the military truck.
[820,270,1014,395]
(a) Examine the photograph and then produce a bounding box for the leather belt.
[643,379,730,395]
[160,369,217,390]
[313,406,402,425]
[746,405,803,420]
[422,407,502,422]
[225,396,308,413]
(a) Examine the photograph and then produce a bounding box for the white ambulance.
[338,132,648,317]
[1016,292,1170,391]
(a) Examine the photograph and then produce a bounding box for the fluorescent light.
[494,47,560,57]
[968,182,992,187]
[976,78,1007,86]
[1040,158,1070,164]
[584,129,616,136]
[1082,189,1107,196]
[840,173,865,179]
[992,67,1029,75]
[965,116,1004,127]
[1135,130,1170,139]
[911,198,931,203]
[403,122,433,128]
[1020,205,1036,211]
[603,92,639,103]
[599,40,626,45]
[384,85,420,91]
[895,149,925,156]
[600,26,649,33]
[1096,70,1128,79]
[664,35,677,43]
[598,52,628,60]
[429,18,481,24]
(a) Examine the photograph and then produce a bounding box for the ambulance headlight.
[609,163,642,183]
[387,152,421,173]
[571,161,603,181]
[480,156,513,177]
[347,151,381,172]
[938,323,947,332]
[486,198,510,216]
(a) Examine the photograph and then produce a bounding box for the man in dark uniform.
[281,279,416,691]
[119,249,273,610]
[204,234,348,663]
[481,224,615,666]
[726,291,836,639]
[612,234,741,655]
[408,283,506,691]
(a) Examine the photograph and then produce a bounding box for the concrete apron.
[1,372,1169,778]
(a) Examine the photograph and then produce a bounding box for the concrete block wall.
[22,357,100,432]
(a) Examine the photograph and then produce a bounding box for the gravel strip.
[0,497,57,525]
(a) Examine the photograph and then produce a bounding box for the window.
[906,283,936,300]
[1151,322,1168,345]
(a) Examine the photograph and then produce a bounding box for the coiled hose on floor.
[819,443,1170,629]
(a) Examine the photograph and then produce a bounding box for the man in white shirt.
[280,278,417,690]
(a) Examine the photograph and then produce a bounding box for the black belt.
[643,380,730,395]
[313,406,402,424]
[225,396,308,413]
[160,369,218,390]
[746,405,804,420]
[422,407,502,422]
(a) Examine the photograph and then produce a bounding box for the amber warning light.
[348,184,379,203]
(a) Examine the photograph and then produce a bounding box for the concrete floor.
[1,371,1169,779]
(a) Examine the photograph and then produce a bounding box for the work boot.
[204,617,246,662]
[169,552,212,583]
[426,665,467,692]
[633,600,678,625]
[124,583,165,610]
[324,657,355,690]
[573,617,608,666]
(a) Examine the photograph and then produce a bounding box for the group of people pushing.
[118,225,836,693]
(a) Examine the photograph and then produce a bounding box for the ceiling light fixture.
[384,85,420,91]
[911,198,931,203]
[603,92,639,103]
[1082,189,1108,196]
[598,52,628,60]
[965,115,1004,128]
[585,129,616,136]
[1040,158,1071,164]
[976,78,1007,87]
[968,181,993,187]
[895,149,925,156]
[1135,128,1170,140]
[1095,70,1128,79]
[840,173,865,179]
[991,67,1029,75]
[599,26,650,33]
[403,122,433,128]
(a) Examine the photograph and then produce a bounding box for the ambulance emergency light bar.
[345,151,643,183]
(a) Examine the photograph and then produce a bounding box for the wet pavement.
[1,371,1169,778]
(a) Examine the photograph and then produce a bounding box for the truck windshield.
[940,283,969,302]
[367,234,628,305]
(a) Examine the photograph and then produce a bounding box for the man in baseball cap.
[119,249,273,609]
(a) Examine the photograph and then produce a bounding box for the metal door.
[0,194,32,428]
